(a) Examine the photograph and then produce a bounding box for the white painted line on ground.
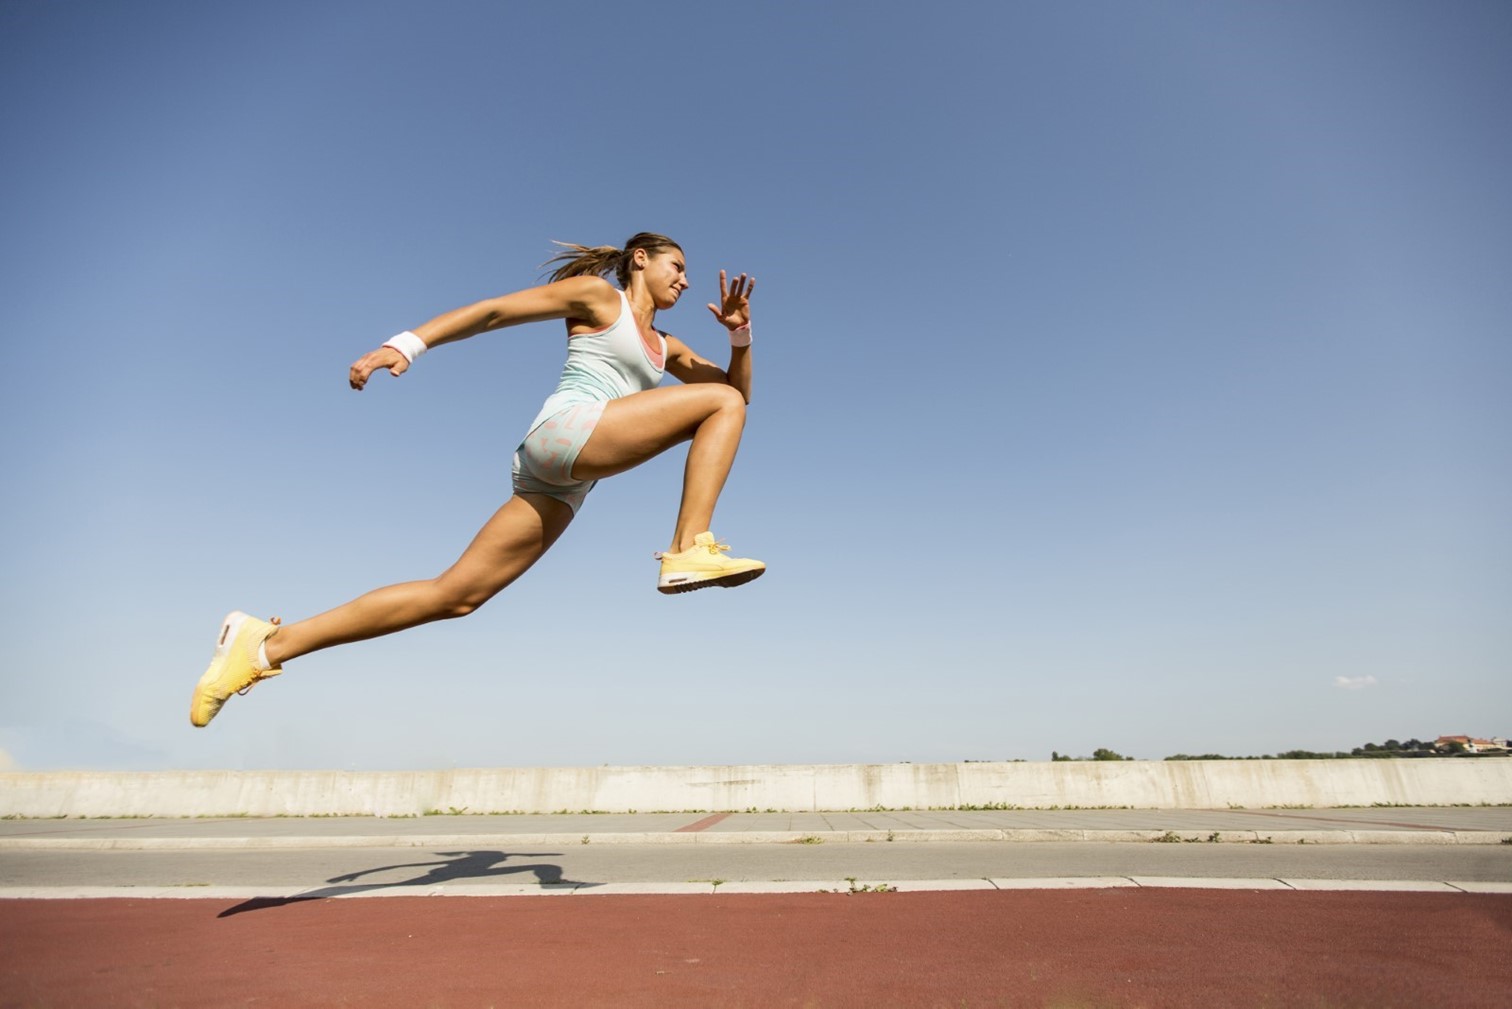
[1447,881,1512,893]
[710,881,830,894]
[988,877,1140,890]
[1128,877,1294,890]
[1278,879,1462,892]
[888,879,997,892]
[572,882,715,896]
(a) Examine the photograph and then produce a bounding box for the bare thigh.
[434,492,578,610]
[570,384,744,482]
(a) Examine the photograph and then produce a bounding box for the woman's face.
[637,246,689,309]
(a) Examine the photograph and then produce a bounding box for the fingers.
[716,270,754,304]
[348,347,407,391]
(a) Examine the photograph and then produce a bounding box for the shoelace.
[653,539,730,561]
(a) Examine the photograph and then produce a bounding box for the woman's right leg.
[265,493,575,666]
[191,493,575,726]
[570,382,747,553]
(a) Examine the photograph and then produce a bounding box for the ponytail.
[541,232,682,287]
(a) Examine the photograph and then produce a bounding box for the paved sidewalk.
[2,806,1508,849]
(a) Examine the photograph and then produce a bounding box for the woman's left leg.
[570,382,763,593]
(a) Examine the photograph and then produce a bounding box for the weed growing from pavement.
[793,835,824,844]
[2,814,69,820]
[1154,831,1225,843]
[819,878,898,894]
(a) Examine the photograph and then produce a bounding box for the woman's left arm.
[664,270,754,403]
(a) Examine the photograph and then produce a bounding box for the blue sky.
[2,0,1508,771]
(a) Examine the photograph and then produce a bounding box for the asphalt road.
[4,839,1509,892]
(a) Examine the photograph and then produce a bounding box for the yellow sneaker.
[656,532,765,594]
[190,612,283,727]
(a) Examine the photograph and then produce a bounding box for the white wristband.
[729,323,752,348]
[382,331,428,364]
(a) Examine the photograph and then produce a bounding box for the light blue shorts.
[510,399,606,513]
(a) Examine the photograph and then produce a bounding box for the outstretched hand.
[706,270,754,330]
[349,346,409,391]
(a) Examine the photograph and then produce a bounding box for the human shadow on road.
[217,850,597,917]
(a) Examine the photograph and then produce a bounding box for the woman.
[190,233,763,727]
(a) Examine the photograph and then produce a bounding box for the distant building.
[1435,735,1508,753]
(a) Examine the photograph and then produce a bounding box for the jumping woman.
[190,233,763,727]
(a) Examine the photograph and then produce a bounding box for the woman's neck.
[624,284,657,329]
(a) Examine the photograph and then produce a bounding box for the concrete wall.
[3,760,1509,818]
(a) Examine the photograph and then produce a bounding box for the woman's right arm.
[348,276,619,390]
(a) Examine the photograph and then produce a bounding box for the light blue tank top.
[526,289,666,434]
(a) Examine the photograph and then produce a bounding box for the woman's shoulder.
[548,275,623,327]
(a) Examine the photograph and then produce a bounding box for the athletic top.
[524,289,666,434]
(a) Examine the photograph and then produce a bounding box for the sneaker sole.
[657,567,765,594]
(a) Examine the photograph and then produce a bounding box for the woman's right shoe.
[190,612,283,727]
[656,532,765,594]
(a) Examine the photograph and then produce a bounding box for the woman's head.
[544,232,683,288]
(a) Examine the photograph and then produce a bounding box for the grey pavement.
[2,808,1510,897]
[2,806,1509,849]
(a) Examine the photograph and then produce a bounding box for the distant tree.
[1383,739,1402,751]
[1092,748,1130,761]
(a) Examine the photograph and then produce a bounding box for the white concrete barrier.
[1,760,1508,818]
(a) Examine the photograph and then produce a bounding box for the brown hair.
[542,232,682,287]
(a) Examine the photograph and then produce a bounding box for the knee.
[711,382,747,416]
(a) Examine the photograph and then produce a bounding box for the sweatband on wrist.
[382,331,428,363]
[729,323,752,348]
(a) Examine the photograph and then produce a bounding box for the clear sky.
[2,0,1508,771]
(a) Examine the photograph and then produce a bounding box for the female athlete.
[190,232,763,727]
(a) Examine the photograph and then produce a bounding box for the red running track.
[2,890,1509,1008]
